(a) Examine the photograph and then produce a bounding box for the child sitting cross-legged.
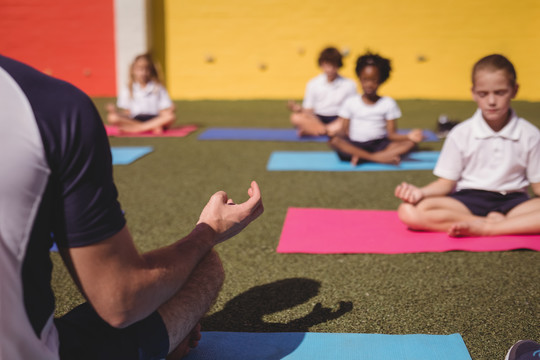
[288,46,357,137]
[106,53,176,134]
[395,54,540,237]
[328,52,423,165]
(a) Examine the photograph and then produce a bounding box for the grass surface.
[52,99,540,359]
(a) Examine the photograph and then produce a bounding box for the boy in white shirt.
[288,47,357,136]
[395,54,540,237]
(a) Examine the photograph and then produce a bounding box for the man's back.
[0,55,125,359]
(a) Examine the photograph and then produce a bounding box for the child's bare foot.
[297,122,326,137]
[152,126,164,134]
[118,123,145,134]
[486,212,505,222]
[310,122,327,136]
[325,119,343,137]
[448,220,490,237]
[166,323,202,360]
[371,152,400,165]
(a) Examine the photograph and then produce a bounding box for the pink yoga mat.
[278,208,540,254]
[105,125,197,137]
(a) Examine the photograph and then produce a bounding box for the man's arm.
[395,178,456,205]
[61,181,263,328]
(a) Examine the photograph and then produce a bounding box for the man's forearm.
[72,224,217,328]
[120,224,217,326]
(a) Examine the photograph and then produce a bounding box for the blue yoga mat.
[199,128,439,142]
[110,146,153,165]
[267,151,439,172]
[199,128,327,142]
[184,332,472,360]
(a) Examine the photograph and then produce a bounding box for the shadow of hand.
[290,301,354,328]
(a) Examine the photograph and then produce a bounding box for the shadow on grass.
[202,278,353,332]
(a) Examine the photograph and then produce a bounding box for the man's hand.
[197,181,264,244]
[395,182,424,204]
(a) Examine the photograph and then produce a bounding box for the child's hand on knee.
[395,182,424,204]
[407,129,424,143]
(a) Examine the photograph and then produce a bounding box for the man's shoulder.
[4,56,95,115]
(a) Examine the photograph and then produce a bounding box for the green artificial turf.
[51,99,540,359]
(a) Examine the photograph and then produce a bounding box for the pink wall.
[0,0,116,96]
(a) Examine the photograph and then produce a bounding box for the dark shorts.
[55,302,169,360]
[133,114,156,122]
[449,189,530,216]
[336,137,391,161]
[316,114,338,124]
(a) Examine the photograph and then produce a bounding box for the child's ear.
[511,83,519,98]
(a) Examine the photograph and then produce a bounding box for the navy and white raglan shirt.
[0,55,126,359]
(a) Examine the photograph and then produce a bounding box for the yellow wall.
[161,0,540,100]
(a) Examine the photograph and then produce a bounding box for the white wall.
[113,0,149,94]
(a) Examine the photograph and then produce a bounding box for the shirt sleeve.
[526,130,540,183]
[116,86,131,110]
[302,79,315,110]
[157,85,173,110]
[51,87,126,247]
[433,132,463,181]
[337,97,352,120]
[384,98,402,120]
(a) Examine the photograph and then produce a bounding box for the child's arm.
[531,182,540,197]
[327,117,349,137]
[386,119,423,143]
[302,108,316,116]
[395,178,456,205]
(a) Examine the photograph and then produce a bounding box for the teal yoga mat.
[267,151,439,172]
[110,146,153,165]
[184,332,472,360]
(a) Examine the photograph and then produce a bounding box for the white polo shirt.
[117,81,173,117]
[302,73,357,116]
[338,95,402,142]
[434,109,540,193]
